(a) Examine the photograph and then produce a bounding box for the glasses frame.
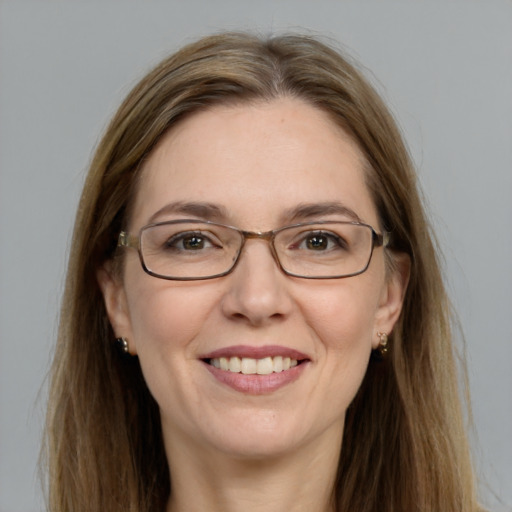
[118,219,389,281]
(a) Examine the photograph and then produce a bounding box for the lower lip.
[203,361,308,395]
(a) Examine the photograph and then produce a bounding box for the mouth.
[200,345,310,394]
[205,355,302,375]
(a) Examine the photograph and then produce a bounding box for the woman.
[44,32,482,511]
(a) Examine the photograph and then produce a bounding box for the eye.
[305,233,329,251]
[296,231,348,252]
[165,231,218,251]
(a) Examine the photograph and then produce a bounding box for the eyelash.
[291,231,349,251]
[164,231,221,251]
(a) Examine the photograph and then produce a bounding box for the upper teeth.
[210,356,298,375]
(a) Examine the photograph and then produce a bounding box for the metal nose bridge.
[241,229,275,241]
[237,229,282,268]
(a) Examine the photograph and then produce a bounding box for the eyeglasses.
[118,219,389,281]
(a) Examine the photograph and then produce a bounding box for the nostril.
[220,255,294,326]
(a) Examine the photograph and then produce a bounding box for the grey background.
[1,1,511,511]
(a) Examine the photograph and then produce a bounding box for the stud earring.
[115,337,130,354]
[377,332,389,355]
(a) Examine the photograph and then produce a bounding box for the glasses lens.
[275,222,374,278]
[140,221,242,279]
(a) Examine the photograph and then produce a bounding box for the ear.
[97,262,137,355]
[372,252,410,349]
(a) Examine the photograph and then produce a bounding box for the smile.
[201,345,310,394]
[208,356,299,375]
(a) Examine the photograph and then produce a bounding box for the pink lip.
[200,345,309,361]
[203,360,308,395]
[199,345,311,395]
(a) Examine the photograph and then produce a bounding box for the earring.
[115,337,130,354]
[377,332,389,355]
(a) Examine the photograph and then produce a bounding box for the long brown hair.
[44,32,481,511]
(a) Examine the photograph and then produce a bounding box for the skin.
[99,98,409,512]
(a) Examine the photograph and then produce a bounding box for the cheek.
[124,274,220,356]
[289,278,382,433]
[122,278,223,415]
[299,276,382,354]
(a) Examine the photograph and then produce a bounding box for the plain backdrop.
[1,1,511,511]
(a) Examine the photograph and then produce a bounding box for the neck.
[164,425,342,512]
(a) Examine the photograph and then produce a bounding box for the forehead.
[131,98,377,230]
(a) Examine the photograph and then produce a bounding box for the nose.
[220,240,293,326]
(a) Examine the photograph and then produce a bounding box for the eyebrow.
[147,201,229,224]
[284,202,363,223]
[146,200,362,226]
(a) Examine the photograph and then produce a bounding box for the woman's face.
[100,98,407,461]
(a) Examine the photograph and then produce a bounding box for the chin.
[210,433,304,461]
[194,407,344,462]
